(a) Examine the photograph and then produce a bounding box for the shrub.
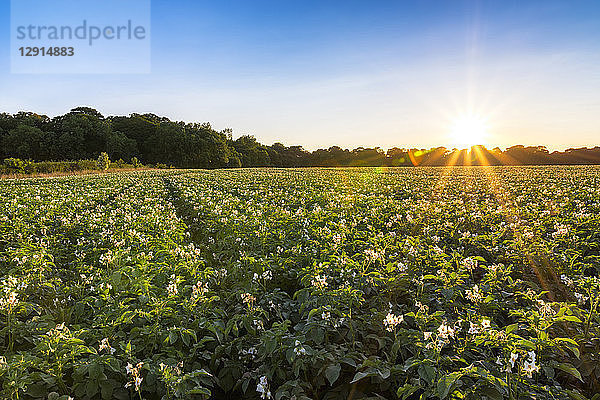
[96,152,110,171]
[76,159,97,170]
[3,158,31,173]
[1,159,113,175]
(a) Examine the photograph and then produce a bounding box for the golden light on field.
[449,114,490,148]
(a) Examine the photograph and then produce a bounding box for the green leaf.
[100,380,114,400]
[397,384,419,400]
[325,364,341,385]
[560,315,582,323]
[555,337,581,358]
[187,387,211,395]
[505,323,518,334]
[27,383,47,397]
[350,371,369,384]
[86,380,98,398]
[557,363,583,382]
[285,348,295,364]
[418,364,436,384]
[378,368,391,379]
[88,363,103,380]
[340,357,357,367]
[517,339,536,349]
[479,387,503,400]
[567,390,588,400]
[182,331,190,346]
[113,388,130,400]
[275,390,290,400]
[169,330,178,344]
[555,337,578,346]
[437,373,460,399]
[310,327,325,344]
[265,337,277,354]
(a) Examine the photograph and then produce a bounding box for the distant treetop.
[1,108,599,168]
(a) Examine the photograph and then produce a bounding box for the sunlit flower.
[466,284,483,303]
[383,312,404,332]
[574,292,588,305]
[241,292,256,306]
[262,270,273,280]
[125,362,144,391]
[552,224,568,239]
[191,281,209,300]
[522,351,539,378]
[461,257,477,270]
[508,352,518,371]
[166,274,178,296]
[0,291,18,309]
[415,301,429,313]
[437,322,455,340]
[99,338,116,354]
[256,375,271,399]
[333,317,345,328]
[468,322,479,335]
[293,340,307,356]
[311,275,328,289]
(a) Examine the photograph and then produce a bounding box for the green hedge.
[0,158,146,175]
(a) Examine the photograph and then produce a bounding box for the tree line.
[1,107,600,168]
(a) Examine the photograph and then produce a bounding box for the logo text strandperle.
[16,20,146,46]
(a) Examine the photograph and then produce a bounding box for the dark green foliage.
[1,125,46,160]
[2,108,600,168]
[0,159,100,175]
[2,157,31,173]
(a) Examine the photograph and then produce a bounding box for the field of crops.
[1,167,599,400]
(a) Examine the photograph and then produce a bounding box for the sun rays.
[426,144,559,304]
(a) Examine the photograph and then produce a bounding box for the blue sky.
[1,0,599,150]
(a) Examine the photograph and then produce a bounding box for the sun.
[449,114,490,148]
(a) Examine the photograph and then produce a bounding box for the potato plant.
[0,167,599,400]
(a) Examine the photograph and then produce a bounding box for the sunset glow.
[449,114,490,149]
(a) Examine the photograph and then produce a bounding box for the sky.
[0,0,599,151]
